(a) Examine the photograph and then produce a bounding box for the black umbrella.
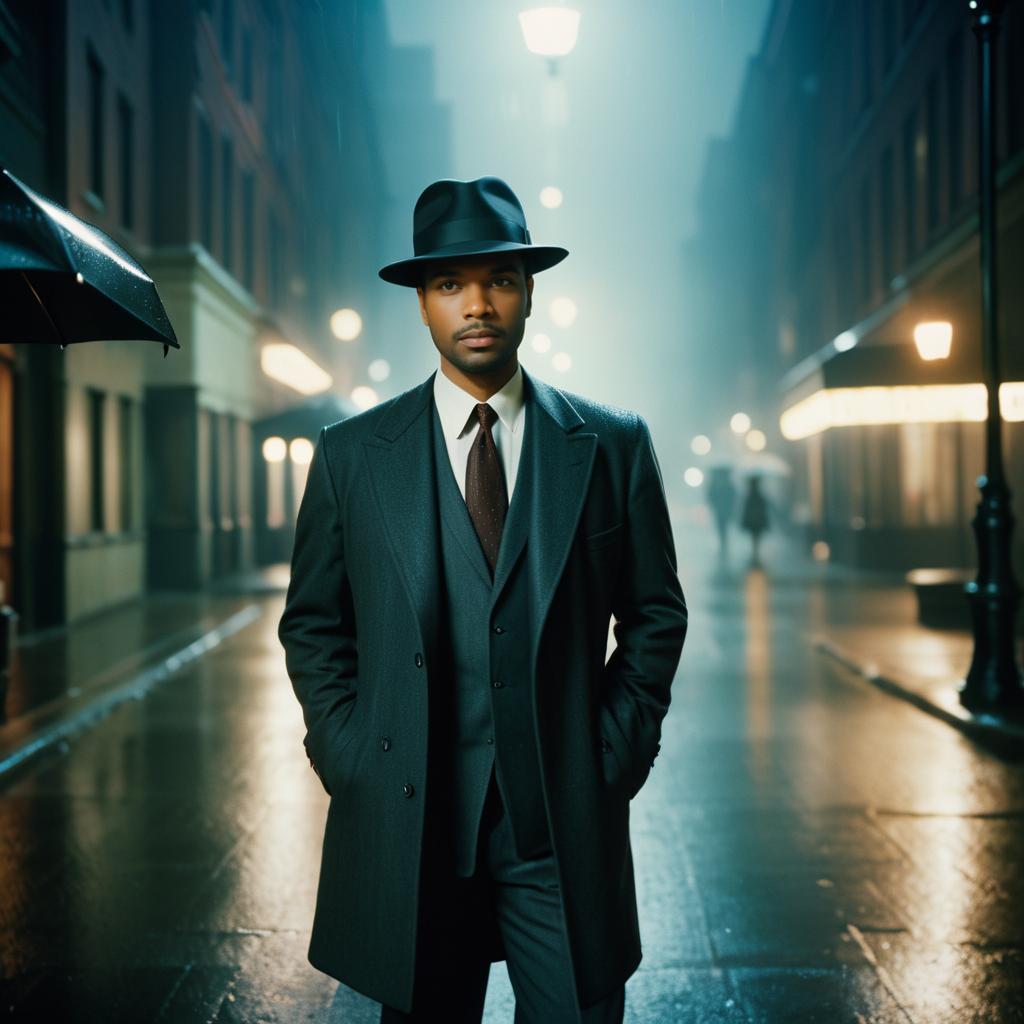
[0,166,179,356]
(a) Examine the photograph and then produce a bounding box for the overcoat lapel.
[362,375,442,671]
[362,366,597,671]
[518,367,597,664]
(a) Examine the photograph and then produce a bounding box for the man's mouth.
[460,330,500,347]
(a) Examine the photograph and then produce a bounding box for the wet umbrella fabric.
[0,167,179,356]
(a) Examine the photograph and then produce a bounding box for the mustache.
[456,324,505,340]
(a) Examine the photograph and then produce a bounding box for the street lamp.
[330,308,362,342]
[913,321,953,361]
[961,0,1023,713]
[518,7,581,71]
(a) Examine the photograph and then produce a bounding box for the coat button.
[414,652,424,667]
[492,679,504,689]
[600,738,611,753]
[486,736,494,745]
[381,736,391,752]
[403,782,415,798]
[492,625,505,634]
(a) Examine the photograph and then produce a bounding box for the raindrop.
[75,271,84,284]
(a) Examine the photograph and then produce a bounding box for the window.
[241,27,253,104]
[946,34,964,210]
[117,93,133,230]
[859,176,872,306]
[241,170,255,292]
[119,395,133,531]
[880,145,895,287]
[87,46,105,200]
[221,135,233,271]
[902,0,925,41]
[926,74,941,234]
[268,210,282,308]
[89,389,105,533]
[902,110,918,263]
[197,110,213,251]
[859,3,872,113]
[221,0,234,76]
[882,1,900,73]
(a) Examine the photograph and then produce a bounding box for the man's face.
[416,253,534,382]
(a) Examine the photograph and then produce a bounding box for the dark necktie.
[465,402,508,576]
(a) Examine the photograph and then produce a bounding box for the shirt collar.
[433,361,524,440]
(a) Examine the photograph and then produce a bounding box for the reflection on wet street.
[1,532,1022,1022]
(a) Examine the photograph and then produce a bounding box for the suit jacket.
[277,365,688,1013]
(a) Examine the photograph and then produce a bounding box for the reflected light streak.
[742,567,773,788]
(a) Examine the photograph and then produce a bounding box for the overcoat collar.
[362,365,598,672]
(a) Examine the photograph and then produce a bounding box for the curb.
[815,636,1024,761]
[0,603,263,780]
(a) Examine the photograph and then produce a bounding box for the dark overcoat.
[277,365,688,1013]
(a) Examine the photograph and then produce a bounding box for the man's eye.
[493,277,512,286]
[440,280,457,290]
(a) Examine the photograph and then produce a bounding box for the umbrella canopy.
[0,167,179,356]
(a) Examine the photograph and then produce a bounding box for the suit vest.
[429,397,548,876]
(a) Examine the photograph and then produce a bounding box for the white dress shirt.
[432,361,526,503]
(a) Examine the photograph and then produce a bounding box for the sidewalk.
[3,534,1023,785]
[0,566,289,780]
[677,517,1024,760]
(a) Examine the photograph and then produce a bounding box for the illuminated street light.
[289,438,314,465]
[540,186,563,209]
[262,436,287,463]
[691,434,711,455]
[914,321,953,360]
[683,467,704,488]
[330,308,363,341]
[531,332,552,353]
[261,343,332,395]
[368,358,391,382]
[730,412,751,434]
[552,351,572,373]
[550,296,577,328]
[745,429,767,451]
[351,385,379,410]
[518,7,581,58]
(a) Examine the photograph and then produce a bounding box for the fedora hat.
[378,176,568,287]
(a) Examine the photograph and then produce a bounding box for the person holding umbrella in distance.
[278,176,688,1022]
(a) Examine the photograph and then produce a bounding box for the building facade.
[1,0,447,632]
[687,0,1024,572]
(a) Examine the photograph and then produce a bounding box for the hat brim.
[378,240,569,287]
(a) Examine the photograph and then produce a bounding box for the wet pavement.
[1,527,1022,1022]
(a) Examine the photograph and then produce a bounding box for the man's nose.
[462,283,494,316]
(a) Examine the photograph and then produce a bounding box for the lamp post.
[960,0,1023,712]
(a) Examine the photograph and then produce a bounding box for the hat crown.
[412,177,532,256]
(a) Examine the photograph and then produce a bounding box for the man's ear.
[416,286,429,325]
[525,275,534,318]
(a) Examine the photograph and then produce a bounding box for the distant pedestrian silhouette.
[706,466,737,556]
[739,474,770,566]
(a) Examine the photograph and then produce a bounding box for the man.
[278,176,687,1023]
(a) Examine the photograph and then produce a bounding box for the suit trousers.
[379,766,625,1024]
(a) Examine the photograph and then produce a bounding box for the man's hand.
[599,415,687,799]
[278,426,359,793]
